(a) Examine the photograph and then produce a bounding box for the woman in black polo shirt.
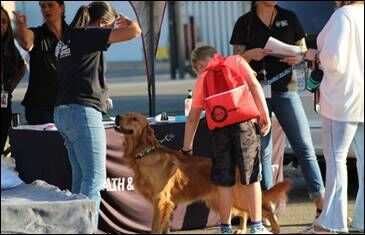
[13,1,68,124]
[54,1,141,228]
[230,1,325,220]
[1,6,25,154]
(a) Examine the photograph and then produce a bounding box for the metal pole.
[149,1,156,117]
[168,2,177,80]
[174,2,185,79]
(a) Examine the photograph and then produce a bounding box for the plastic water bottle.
[184,89,193,117]
[295,62,307,91]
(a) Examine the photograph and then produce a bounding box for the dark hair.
[245,1,257,44]
[70,1,117,29]
[39,1,66,20]
[1,6,19,72]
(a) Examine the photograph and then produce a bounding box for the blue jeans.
[25,106,54,124]
[352,123,364,231]
[54,104,106,226]
[261,91,324,199]
[315,117,361,232]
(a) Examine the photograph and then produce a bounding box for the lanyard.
[260,60,306,87]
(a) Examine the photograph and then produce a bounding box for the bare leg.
[313,196,324,217]
[246,182,262,222]
[218,186,233,224]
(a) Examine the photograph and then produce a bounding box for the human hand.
[12,11,28,28]
[280,54,304,65]
[115,14,132,28]
[258,116,271,136]
[247,48,272,61]
[304,49,318,61]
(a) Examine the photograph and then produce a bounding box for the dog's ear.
[142,125,157,145]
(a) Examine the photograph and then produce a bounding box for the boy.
[182,45,271,234]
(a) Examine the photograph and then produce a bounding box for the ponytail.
[70,5,91,29]
[69,2,117,29]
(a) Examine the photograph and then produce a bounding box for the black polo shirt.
[55,28,112,113]
[230,6,305,91]
[22,22,69,109]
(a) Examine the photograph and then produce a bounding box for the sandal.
[304,226,337,234]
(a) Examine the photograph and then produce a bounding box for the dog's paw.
[233,229,246,234]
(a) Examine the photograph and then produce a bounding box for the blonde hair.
[337,1,363,7]
[190,45,217,71]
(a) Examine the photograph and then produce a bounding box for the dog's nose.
[115,115,121,126]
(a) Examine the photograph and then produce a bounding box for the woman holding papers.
[305,1,364,233]
[230,0,325,223]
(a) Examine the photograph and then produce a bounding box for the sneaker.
[217,226,233,234]
[250,225,272,234]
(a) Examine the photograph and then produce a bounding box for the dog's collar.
[135,143,161,160]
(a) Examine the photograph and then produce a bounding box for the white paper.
[264,37,304,58]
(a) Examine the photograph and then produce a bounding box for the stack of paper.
[264,37,304,58]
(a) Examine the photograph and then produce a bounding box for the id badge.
[1,91,9,108]
[262,84,272,98]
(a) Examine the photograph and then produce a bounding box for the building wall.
[4,1,251,62]
[180,1,250,57]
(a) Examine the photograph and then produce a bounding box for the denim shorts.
[210,120,261,186]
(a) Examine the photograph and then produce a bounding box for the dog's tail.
[262,180,292,210]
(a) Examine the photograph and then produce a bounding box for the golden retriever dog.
[115,112,291,234]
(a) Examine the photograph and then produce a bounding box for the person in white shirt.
[305,1,364,233]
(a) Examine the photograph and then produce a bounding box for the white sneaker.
[250,226,272,234]
[217,226,233,234]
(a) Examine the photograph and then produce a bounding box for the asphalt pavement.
[171,163,359,234]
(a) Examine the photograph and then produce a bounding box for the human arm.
[233,44,272,63]
[13,11,35,52]
[8,61,26,94]
[238,58,271,136]
[316,10,350,74]
[182,107,203,153]
[108,14,141,44]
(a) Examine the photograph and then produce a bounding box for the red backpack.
[202,54,260,130]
